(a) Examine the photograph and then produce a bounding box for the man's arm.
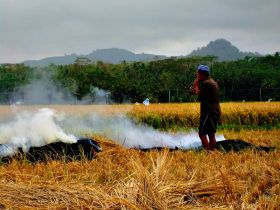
[189,79,199,95]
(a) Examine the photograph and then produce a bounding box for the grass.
[0,104,279,209]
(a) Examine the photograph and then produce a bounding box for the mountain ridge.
[189,38,261,61]
[24,48,167,67]
[23,39,261,66]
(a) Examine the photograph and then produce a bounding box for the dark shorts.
[199,113,219,135]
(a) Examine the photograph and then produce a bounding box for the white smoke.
[89,86,111,104]
[62,112,225,149]
[0,108,77,156]
[13,68,78,105]
[92,114,224,149]
[12,68,111,105]
[0,67,226,158]
[0,107,225,157]
[18,77,76,104]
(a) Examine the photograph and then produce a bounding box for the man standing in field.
[190,65,221,150]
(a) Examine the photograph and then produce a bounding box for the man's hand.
[190,79,199,95]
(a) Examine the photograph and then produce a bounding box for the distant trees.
[211,54,280,101]
[74,57,92,65]
[53,54,280,102]
[1,53,279,103]
[0,64,33,102]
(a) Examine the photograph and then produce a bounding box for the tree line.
[1,53,279,103]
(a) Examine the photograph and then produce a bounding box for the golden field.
[0,103,280,209]
[130,102,280,129]
[1,102,280,128]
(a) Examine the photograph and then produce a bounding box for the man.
[190,65,221,150]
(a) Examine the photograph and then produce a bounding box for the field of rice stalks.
[130,102,280,130]
[0,103,279,209]
[2,102,279,129]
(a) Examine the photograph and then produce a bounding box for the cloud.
[1,0,279,63]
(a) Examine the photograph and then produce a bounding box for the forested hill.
[86,48,167,64]
[22,39,261,67]
[188,39,261,61]
[24,48,167,67]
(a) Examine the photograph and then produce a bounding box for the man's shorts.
[199,113,219,135]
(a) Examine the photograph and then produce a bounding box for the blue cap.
[197,65,210,72]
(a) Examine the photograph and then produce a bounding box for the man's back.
[198,77,221,117]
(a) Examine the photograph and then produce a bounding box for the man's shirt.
[198,77,221,117]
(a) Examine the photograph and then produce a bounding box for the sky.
[1,0,280,63]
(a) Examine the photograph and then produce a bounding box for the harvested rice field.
[0,103,279,209]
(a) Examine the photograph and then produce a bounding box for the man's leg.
[208,133,216,150]
[199,133,209,150]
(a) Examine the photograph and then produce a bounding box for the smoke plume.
[0,108,77,156]
[0,107,225,157]
[12,68,110,105]
[63,113,225,149]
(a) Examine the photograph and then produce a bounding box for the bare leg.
[208,133,216,150]
[199,133,209,150]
